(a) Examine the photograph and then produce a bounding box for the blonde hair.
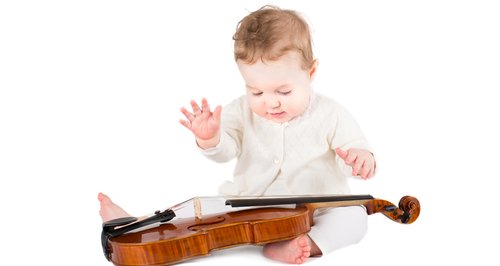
[233,5,314,70]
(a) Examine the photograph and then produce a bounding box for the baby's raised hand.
[180,98,222,148]
[335,148,375,180]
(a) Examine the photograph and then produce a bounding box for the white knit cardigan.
[201,93,372,196]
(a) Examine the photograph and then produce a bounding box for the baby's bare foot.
[98,192,131,222]
[263,234,312,264]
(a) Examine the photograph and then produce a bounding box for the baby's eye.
[278,90,292,95]
[252,92,263,96]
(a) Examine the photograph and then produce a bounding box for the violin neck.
[303,199,373,211]
[305,196,422,225]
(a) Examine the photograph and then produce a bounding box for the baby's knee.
[351,206,368,243]
[335,206,368,244]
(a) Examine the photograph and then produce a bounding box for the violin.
[101,194,420,266]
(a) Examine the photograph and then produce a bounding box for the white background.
[1,0,499,265]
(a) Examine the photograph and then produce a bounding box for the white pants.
[308,206,368,255]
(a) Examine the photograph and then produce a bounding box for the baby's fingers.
[344,152,357,165]
[190,100,202,116]
[336,148,357,165]
[201,98,211,115]
[213,105,222,122]
[359,161,375,179]
[335,148,348,160]
[366,167,375,179]
[352,159,364,176]
[179,119,191,129]
[180,107,195,121]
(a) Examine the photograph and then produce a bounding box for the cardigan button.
[273,158,280,164]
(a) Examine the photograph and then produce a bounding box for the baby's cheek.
[248,100,266,117]
[287,99,309,117]
[247,98,258,111]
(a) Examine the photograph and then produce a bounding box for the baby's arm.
[180,98,222,149]
[335,148,375,180]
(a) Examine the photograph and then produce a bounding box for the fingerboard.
[225,194,374,207]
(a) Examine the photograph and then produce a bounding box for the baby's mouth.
[269,111,285,118]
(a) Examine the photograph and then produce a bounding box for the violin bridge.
[194,197,202,220]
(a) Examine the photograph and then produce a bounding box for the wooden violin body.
[108,206,311,265]
[102,195,420,266]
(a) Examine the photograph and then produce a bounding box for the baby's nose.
[266,96,281,108]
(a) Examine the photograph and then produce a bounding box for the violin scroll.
[364,196,420,224]
[398,195,420,224]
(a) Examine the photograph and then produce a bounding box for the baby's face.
[237,52,315,123]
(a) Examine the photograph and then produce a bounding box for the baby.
[100,5,375,264]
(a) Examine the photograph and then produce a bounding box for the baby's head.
[233,6,317,123]
[233,5,314,70]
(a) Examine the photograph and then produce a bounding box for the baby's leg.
[308,206,368,254]
[98,192,131,222]
[263,234,319,264]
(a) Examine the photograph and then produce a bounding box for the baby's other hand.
[180,98,222,143]
[335,148,375,180]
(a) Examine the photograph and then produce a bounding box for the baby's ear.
[308,59,319,80]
